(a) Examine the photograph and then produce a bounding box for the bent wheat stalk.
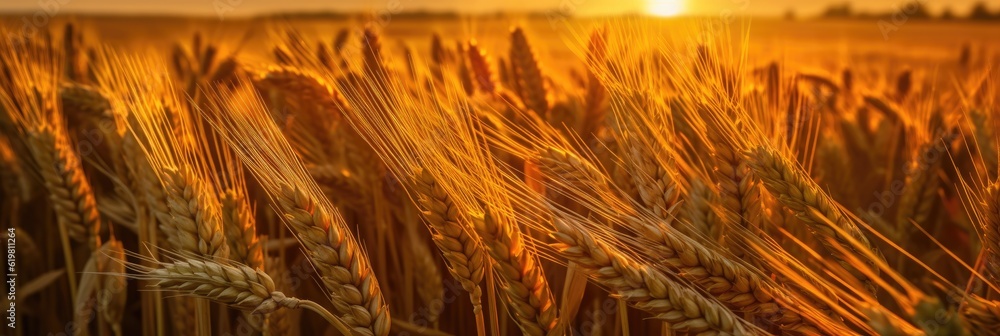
[549,216,754,335]
[124,256,353,335]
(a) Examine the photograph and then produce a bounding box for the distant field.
[3,15,997,71]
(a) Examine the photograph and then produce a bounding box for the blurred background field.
[4,14,998,82]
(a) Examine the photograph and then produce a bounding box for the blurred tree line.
[786,1,999,20]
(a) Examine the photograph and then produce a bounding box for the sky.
[0,0,996,17]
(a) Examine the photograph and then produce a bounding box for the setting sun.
[648,0,684,17]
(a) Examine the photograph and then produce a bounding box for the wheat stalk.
[982,182,1000,283]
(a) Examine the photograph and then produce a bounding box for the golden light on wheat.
[0,8,998,336]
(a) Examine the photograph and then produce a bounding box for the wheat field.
[0,13,999,336]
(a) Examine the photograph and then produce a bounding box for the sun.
[647,0,684,17]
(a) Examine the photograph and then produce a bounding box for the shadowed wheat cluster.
[0,15,998,336]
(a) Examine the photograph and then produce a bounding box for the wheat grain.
[863,95,905,125]
[535,147,608,190]
[707,123,764,259]
[581,27,609,139]
[221,189,263,270]
[625,141,682,223]
[896,70,912,102]
[139,259,284,313]
[59,82,111,120]
[895,139,948,237]
[683,177,717,236]
[458,48,475,97]
[256,66,347,121]
[624,214,820,332]
[363,26,388,80]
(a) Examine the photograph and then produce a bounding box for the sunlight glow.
[647,0,684,17]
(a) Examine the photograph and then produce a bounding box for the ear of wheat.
[510,27,549,115]
[470,208,559,336]
[221,189,263,270]
[747,145,883,294]
[532,143,830,334]
[0,37,102,308]
[97,51,237,336]
[123,253,355,335]
[549,215,753,335]
[411,168,485,327]
[98,52,230,260]
[205,84,389,336]
[332,61,567,336]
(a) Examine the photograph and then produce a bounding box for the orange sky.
[0,0,996,17]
